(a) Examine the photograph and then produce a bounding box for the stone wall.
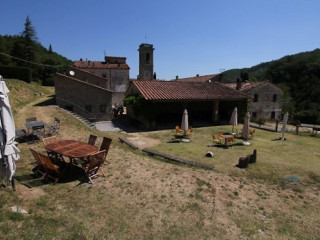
[67,66,109,89]
[55,73,113,121]
[247,83,283,120]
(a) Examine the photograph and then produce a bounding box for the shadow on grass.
[34,95,56,107]
[208,142,246,149]
[15,165,88,188]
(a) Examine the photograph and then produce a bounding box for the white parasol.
[280,112,289,140]
[0,76,20,185]
[241,112,251,145]
[180,109,189,136]
[230,107,238,133]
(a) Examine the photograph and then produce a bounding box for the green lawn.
[141,125,320,184]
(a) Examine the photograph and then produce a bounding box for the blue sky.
[1,0,319,80]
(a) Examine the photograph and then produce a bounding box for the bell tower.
[138,43,154,80]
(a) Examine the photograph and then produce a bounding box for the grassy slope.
[0,79,319,240]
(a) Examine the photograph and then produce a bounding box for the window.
[85,105,92,112]
[252,112,257,118]
[146,53,150,64]
[271,111,276,119]
[100,105,106,113]
[253,94,259,102]
[273,94,277,102]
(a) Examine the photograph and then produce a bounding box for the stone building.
[225,80,283,121]
[73,56,130,104]
[55,73,113,121]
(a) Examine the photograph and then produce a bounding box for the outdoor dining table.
[25,121,48,134]
[220,134,234,147]
[44,139,99,164]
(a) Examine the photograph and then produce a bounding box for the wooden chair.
[99,137,112,164]
[212,135,221,144]
[83,150,107,184]
[88,134,98,146]
[38,152,66,183]
[29,148,47,178]
[42,136,65,163]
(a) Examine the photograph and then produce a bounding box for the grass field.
[0,79,320,240]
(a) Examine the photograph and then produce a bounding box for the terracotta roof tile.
[224,81,269,92]
[131,80,249,101]
[173,74,218,83]
[74,60,130,70]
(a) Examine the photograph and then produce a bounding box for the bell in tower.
[138,43,154,80]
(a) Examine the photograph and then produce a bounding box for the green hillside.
[222,49,320,124]
[0,34,72,84]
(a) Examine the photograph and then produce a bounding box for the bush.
[42,77,54,86]
[0,65,32,82]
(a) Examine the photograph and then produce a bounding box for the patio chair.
[88,134,98,146]
[29,148,47,178]
[227,137,235,147]
[82,150,107,184]
[42,136,65,163]
[48,117,60,135]
[175,126,182,135]
[30,125,45,144]
[99,137,112,164]
[15,129,27,143]
[38,152,66,184]
[212,135,221,144]
[26,117,37,123]
[249,129,255,138]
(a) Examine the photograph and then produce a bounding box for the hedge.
[0,65,32,83]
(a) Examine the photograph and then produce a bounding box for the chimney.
[176,75,179,80]
[236,78,242,90]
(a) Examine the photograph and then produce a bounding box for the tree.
[21,16,38,64]
[48,44,53,53]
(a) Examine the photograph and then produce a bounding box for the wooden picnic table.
[44,139,98,159]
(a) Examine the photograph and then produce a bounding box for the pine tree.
[48,44,53,53]
[21,15,38,64]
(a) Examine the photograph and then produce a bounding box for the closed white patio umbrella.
[180,109,189,136]
[0,76,20,188]
[230,107,238,133]
[241,112,251,145]
[280,112,289,140]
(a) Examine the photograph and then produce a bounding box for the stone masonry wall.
[55,74,113,121]
[247,83,283,120]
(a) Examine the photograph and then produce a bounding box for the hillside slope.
[222,48,320,123]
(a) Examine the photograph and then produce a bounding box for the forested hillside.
[0,16,72,85]
[222,49,320,124]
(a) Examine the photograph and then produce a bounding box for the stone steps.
[58,107,96,130]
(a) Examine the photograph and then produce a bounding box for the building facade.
[225,81,283,121]
[55,73,113,121]
[73,56,130,105]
